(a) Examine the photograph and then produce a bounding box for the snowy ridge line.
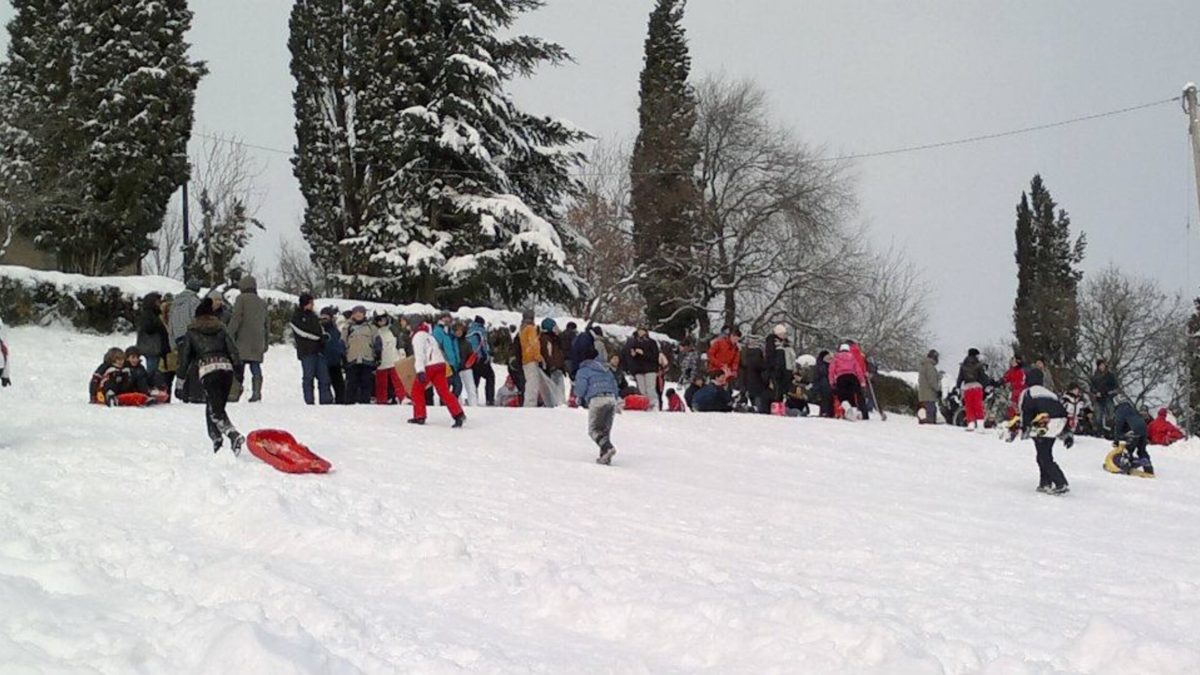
[0,264,671,342]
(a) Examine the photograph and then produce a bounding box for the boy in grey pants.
[573,357,621,465]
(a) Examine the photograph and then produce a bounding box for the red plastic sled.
[624,394,651,411]
[246,429,332,474]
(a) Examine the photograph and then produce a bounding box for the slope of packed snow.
[2,325,1200,673]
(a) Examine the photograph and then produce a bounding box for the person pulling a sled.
[177,298,244,454]
[573,355,621,465]
[1105,398,1154,477]
[1007,368,1072,495]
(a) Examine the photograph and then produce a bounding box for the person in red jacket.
[1003,355,1026,419]
[1147,408,1184,446]
[706,327,741,378]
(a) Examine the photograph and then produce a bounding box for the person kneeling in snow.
[1111,399,1153,475]
[495,375,522,407]
[1009,368,1071,494]
[409,322,466,427]
[177,299,245,454]
[1147,408,1184,446]
[692,374,735,412]
[573,357,620,465]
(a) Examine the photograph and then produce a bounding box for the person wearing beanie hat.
[956,348,992,431]
[409,321,466,427]
[340,305,378,404]
[1006,367,1072,494]
[764,324,791,406]
[177,292,245,454]
[290,292,331,405]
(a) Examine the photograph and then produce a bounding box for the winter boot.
[1050,484,1070,495]
[408,417,426,425]
[452,413,466,429]
[212,438,223,454]
[1036,484,1052,494]
[597,445,617,465]
[249,376,263,403]
[229,378,243,403]
[227,430,244,456]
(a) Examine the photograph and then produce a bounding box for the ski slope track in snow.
[2,325,1199,673]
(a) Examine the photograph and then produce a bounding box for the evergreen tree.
[629,0,701,338]
[291,0,587,307]
[1012,174,1086,384]
[0,0,205,274]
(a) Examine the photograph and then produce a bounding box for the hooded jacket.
[342,318,378,366]
[432,323,461,370]
[956,355,990,389]
[168,289,202,344]
[518,322,541,365]
[692,383,734,412]
[228,275,270,362]
[466,322,491,364]
[573,358,619,407]
[290,306,325,358]
[177,315,242,381]
[1148,409,1184,446]
[828,350,866,387]
[917,356,940,403]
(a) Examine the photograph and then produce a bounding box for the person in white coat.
[410,322,466,427]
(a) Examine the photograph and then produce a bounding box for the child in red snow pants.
[411,365,464,420]
[963,384,985,425]
[375,367,406,404]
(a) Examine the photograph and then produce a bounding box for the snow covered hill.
[2,325,1199,673]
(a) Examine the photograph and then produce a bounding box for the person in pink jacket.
[828,343,867,420]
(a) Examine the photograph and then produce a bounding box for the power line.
[194,95,1183,177]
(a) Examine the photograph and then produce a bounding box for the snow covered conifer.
[630,0,701,339]
[1012,174,1086,384]
[0,0,205,274]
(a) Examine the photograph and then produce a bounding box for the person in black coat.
[621,328,660,409]
[1013,368,1071,494]
[739,343,772,414]
[136,293,170,377]
[561,321,579,377]
[692,376,735,412]
[763,325,791,404]
[1112,399,1153,475]
[289,293,330,405]
[811,350,833,417]
[123,347,152,395]
[177,299,244,454]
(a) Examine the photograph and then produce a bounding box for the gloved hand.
[1062,433,1075,449]
[1,377,10,387]
[416,371,428,386]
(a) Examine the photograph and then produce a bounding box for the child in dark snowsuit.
[1012,369,1072,494]
[1111,400,1154,475]
[573,357,620,465]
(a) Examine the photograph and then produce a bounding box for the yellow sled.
[1103,444,1156,479]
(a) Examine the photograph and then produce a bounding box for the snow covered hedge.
[0,265,669,363]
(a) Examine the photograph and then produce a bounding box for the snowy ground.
[2,325,1199,674]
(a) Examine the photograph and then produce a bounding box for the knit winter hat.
[968,348,981,358]
[541,318,557,332]
[773,324,787,338]
[207,289,224,301]
[298,293,315,308]
[195,298,216,318]
[351,305,367,315]
[1026,368,1045,387]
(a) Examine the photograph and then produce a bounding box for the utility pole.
[1184,83,1200,437]
[181,180,191,277]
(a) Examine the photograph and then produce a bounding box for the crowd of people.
[65,281,1190,475]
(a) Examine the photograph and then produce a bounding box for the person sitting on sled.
[89,347,130,405]
[123,347,152,396]
[1007,368,1072,495]
[1108,398,1154,476]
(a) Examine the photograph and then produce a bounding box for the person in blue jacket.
[432,313,463,400]
[320,307,348,404]
[692,374,735,412]
[466,316,495,405]
[573,357,620,465]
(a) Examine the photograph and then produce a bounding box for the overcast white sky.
[3,0,1199,360]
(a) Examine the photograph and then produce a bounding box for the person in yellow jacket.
[518,309,554,407]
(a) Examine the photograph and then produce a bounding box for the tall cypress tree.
[0,0,205,274]
[1013,174,1086,384]
[630,0,700,338]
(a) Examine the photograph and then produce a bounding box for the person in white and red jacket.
[409,322,466,428]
